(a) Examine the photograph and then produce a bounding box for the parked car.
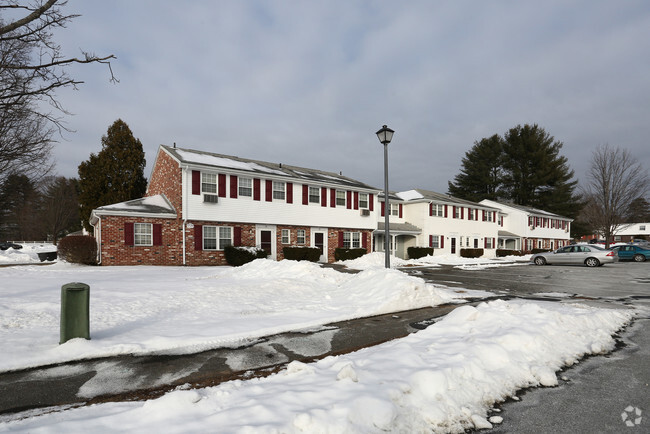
[0,242,22,251]
[611,244,650,262]
[531,245,618,267]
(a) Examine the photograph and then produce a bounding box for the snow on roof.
[175,149,286,176]
[94,194,176,216]
[396,189,424,201]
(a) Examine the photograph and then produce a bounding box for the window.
[453,207,460,219]
[273,181,285,200]
[134,223,152,246]
[359,193,369,209]
[309,186,320,204]
[390,203,399,216]
[468,209,474,220]
[474,238,479,248]
[239,177,252,197]
[431,235,440,249]
[203,226,232,250]
[281,229,290,244]
[486,211,493,222]
[336,190,346,207]
[431,204,443,217]
[486,238,493,249]
[343,232,361,248]
[201,173,217,193]
[297,229,306,244]
[640,225,646,231]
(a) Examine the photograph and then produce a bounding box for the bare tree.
[581,145,649,247]
[38,176,80,243]
[0,0,116,182]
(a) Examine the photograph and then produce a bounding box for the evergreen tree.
[0,173,42,240]
[625,197,650,223]
[78,119,147,232]
[39,176,81,243]
[500,124,580,218]
[447,135,504,202]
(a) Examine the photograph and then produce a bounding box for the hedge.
[57,235,97,265]
[334,248,367,261]
[224,246,268,266]
[496,249,525,257]
[407,247,433,259]
[460,248,484,258]
[283,246,321,262]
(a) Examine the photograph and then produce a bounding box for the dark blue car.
[612,244,650,262]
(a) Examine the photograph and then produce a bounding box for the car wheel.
[585,258,600,267]
[534,257,546,266]
[633,254,646,262]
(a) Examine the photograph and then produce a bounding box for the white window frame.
[201,173,217,193]
[336,190,346,207]
[432,204,444,217]
[296,229,306,245]
[281,229,290,244]
[203,226,232,250]
[239,177,253,197]
[431,235,440,249]
[453,207,460,219]
[343,232,361,249]
[486,238,493,249]
[134,223,152,246]
[309,186,320,204]
[359,192,369,209]
[219,227,233,250]
[390,203,399,216]
[273,181,286,201]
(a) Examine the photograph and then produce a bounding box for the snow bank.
[2,300,633,433]
[339,251,531,270]
[0,244,56,265]
[0,259,484,372]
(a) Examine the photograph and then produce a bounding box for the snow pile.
[339,252,531,270]
[0,244,56,265]
[2,300,633,433]
[0,259,484,372]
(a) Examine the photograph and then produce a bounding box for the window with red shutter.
[194,225,202,251]
[230,175,238,198]
[192,171,200,195]
[124,222,134,246]
[153,224,162,246]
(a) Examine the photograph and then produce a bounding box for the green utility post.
[60,282,90,344]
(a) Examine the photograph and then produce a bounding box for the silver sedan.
[531,245,618,267]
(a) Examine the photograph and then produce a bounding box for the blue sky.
[50,0,650,193]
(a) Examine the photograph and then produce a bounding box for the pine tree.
[447,134,504,202]
[500,124,580,218]
[78,119,147,232]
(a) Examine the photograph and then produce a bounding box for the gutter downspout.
[91,215,102,265]
[182,166,188,265]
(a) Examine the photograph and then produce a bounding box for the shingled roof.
[162,145,379,191]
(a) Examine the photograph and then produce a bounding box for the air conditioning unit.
[203,194,219,204]
[360,209,370,216]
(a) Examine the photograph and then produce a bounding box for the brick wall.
[147,149,183,215]
[185,221,256,265]
[98,215,182,266]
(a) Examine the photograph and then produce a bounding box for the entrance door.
[315,233,324,254]
[451,237,457,254]
[261,231,272,255]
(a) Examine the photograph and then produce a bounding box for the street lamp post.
[376,125,394,269]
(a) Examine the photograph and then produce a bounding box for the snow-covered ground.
[0,243,57,265]
[338,251,531,270]
[0,251,636,433]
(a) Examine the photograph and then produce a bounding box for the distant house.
[612,223,649,243]
[479,200,572,252]
[90,145,380,265]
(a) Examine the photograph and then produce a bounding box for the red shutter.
[330,188,336,208]
[153,224,162,246]
[194,225,202,251]
[440,236,444,249]
[354,192,359,210]
[266,180,273,202]
[453,206,456,218]
[399,203,403,218]
[492,237,495,248]
[254,179,261,201]
[484,238,487,248]
[429,235,433,247]
[230,175,238,198]
[483,210,486,221]
[192,170,200,195]
[218,174,226,197]
[362,232,368,249]
[369,194,374,211]
[444,205,448,218]
[381,201,385,217]
[286,182,293,203]
[461,207,464,219]
[346,191,352,209]
[338,231,344,248]
[493,212,496,222]
[302,184,309,205]
[321,187,327,207]
[124,222,134,246]
[429,203,433,216]
[234,227,242,246]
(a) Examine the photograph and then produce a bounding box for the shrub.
[496,249,524,257]
[530,248,551,254]
[460,248,484,258]
[334,248,367,261]
[407,247,433,259]
[57,235,98,265]
[283,246,321,262]
[224,245,268,266]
